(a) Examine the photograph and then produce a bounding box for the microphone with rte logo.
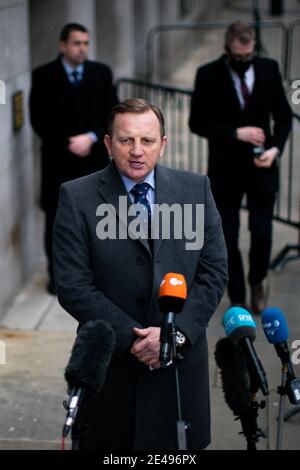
[158,273,187,368]
[215,306,268,449]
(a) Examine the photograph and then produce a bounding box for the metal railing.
[146,21,288,82]
[287,20,300,83]
[117,78,300,239]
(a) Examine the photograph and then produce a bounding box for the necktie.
[239,74,250,110]
[71,70,80,88]
[131,183,152,241]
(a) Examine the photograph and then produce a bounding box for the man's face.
[227,38,255,62]
[104,111,167,182]
[59,31,90,67]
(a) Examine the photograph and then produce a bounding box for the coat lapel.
[154,165,180,255]
[80,60,91,89]
[219,56,242,113]
[97,163,151,254]
[55,57,74,89]
[247,57,262,112]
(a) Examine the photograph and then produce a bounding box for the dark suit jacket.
[189,55,292,196]
[53,162,228,449]
[30,58,118,210]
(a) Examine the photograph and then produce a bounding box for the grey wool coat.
[53,162,228,450]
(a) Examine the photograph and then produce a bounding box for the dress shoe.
[47,279,57,296]
[250,282,267,315]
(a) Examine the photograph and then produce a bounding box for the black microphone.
[158,273,187,368]
[223,307,269,396]
[62,319,116,438]
[215,337,251,416]
[215,336,267,449]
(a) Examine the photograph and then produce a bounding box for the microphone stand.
[275,343,300,444]
[239,376,266,450]
[168,321,189,450]
[276,364,288,450]
[62,387,85,450]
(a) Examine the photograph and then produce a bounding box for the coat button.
[136,256,144,265]
[137,297,145,306]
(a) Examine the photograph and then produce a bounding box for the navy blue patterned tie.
[131,182,152,240]
[71,70,80,88]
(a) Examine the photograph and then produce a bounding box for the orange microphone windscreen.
[159,273,187,313]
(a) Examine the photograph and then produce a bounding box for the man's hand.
[130,327,161,369]
[68,134,93,157]
[254,146,279,168]
[236,126,265,147]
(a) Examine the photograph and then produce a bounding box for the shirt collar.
[227,60,254,81]
[118,169,155,194]
[61,58,84,77]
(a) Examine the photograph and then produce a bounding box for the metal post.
[252,0,263,55]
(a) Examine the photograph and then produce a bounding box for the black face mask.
[229,58,253,76]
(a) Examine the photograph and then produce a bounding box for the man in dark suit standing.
[30,23,118,294]
[189,21,292,314]
[53,98,228,449]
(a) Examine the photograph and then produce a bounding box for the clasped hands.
[130,326,161,370]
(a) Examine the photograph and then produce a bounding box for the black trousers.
[212,186,276,304]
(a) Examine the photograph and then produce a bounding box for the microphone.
[62,319,116,438]
[215,336,267,449]
[215,337,251,416]
[158,273,187,368]
[223,307,269,396]
[262,307,300,405]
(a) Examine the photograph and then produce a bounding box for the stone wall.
[0,0,36,315]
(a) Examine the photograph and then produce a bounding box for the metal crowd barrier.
[287,20,300,83]
[145,21,288,82]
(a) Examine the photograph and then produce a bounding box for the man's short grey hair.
[225,21,255,51]
[107,98,165,138]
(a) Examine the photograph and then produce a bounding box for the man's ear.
[159,136,167,158]
[104,135,112,155]
[59,40,66,54]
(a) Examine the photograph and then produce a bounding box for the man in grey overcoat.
[53,98,228,450]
